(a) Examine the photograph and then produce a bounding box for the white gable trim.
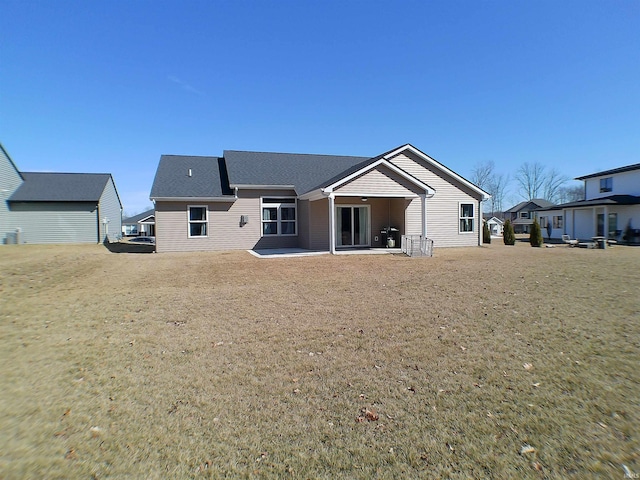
[383,144,490,200]
[324,159,435,196]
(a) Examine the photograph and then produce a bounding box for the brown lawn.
[0,242,638,479]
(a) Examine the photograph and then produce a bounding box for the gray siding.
[155,189,300,253]
[389,152,482,247]
[9,202,98,244]
[0,147,24,244]
[98,177,122,242]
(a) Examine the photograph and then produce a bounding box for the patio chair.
[562,234,579,247]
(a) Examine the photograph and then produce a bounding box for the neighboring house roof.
[149,155,235,200]
[505,198,555,213]
[575,163,640,180]
[223,150,369,195]
[486,216,504,224]
[123,209,155,224]
[8,172,116,203]
[0,143,24,181]
[538,195,640,210]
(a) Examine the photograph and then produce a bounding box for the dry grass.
[1,242,639,479]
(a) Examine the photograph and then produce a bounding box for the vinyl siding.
[405,198,422,236]
[389,152,482,247]
[584,170,640,199]
[0,147,24,244]
[155,189,299,253]
[9,202,98,244]
[334,165,422,197]
[98,177,122,242]
[307,198,329,251]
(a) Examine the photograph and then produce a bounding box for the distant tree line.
[470,160,584,215]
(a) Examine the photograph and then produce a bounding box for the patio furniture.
[562,234,579,247]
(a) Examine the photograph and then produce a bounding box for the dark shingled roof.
[505,198,555,213]
[575,163,640,180]
[123,209,155,224]
[539,195,640,210]
[149,155,234,198]
[223,150,370,195]
[9,172,112,202]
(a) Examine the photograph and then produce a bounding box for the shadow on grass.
[103,241,155,254]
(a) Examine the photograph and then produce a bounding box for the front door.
[336,206,370,247]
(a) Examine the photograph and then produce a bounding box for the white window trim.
[260,197,298,237]
[459,202,475,234]
[187,205,209,238]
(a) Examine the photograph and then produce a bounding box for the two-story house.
[536,163,640,242]
[503,199,555,234]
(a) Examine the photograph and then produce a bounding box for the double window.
[600,177,612,193]
[261,197,297,236]
[459,203,474,233]
[520,211,530,219]
[188,206,208,237]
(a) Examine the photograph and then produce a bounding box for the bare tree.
[557,184,584,203]
[515,162,546,200]
[488,173,508,214]
[543,168,569,203]
[470,160,495,191]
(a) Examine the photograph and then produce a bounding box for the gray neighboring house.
[0,143,122,245]
[122,209,155,236]
[150,144,490,253]
[504,199,555,234]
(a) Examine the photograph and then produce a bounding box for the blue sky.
[2,0,639,215]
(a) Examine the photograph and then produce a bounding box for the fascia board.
[324,159,435,195]
[383,145,490,200]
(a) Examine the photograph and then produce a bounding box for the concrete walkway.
[248,247,403,258]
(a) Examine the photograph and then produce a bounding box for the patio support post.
[329,193,336,254]
[592,207,597,236]
[604,206,609,238]
[420,194,427,237]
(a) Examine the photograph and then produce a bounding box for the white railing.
[401,235,434,257]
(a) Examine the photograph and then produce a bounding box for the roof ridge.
[223,149,370,159]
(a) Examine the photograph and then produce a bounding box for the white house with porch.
[536,162,640,243]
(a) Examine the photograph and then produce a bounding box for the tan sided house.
[149,144,489,253]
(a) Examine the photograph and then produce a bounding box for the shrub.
[529,219,544,247]
[483,222,491,244]
[503,219,516,245]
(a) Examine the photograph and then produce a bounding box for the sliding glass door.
[336,206,370,247]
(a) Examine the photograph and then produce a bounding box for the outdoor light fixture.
[361,197,368,202]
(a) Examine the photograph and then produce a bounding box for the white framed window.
[261,197,297,236]
[553,215,563,229]
[188,205,208,237]
[459,203,474,233]
[600,177,612,193]
[520,211,530,219]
